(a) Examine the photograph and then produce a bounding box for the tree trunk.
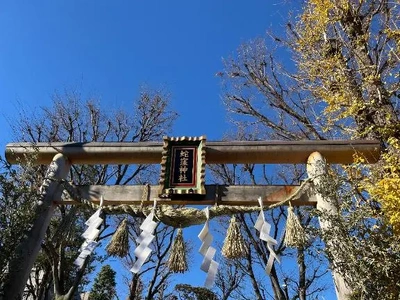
[269,265,286,300]
[297,246,306,300]
[127,274,142,300]
[245,250,263,300]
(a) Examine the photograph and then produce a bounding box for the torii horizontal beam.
[5,140,380,165]
[58,184,316,206]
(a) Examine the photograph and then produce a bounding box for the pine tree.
[89,265,117,300]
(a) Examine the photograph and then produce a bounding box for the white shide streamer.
[130,201,158,273]
[198,207,219,288]
[254,197,280,275]
[74,208,103,268]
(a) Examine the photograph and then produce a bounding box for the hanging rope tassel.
[284,203,307,248]
[106,218,129,257]
[222,215,247,259]
[167,228,188,273]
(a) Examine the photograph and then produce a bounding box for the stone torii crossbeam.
[3,139,380,299]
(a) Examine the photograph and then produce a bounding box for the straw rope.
[284,203,308,248]
[167,228,188,273]
[61,179,313,228]
[221,215,247,259]
[106,218,129,257]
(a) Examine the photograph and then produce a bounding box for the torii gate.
[3,139,380,299]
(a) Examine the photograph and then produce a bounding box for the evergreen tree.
[89,265,116,300]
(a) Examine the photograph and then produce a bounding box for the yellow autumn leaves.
[296,0,400,233]
[363,138,400,233]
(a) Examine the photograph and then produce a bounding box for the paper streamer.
[198,207,219,288]
[130,201,158,274]
[254,197,280,275]
[74,208,103,268]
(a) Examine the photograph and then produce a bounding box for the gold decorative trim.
[158,136,206,198]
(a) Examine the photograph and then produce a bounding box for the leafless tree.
[218,0,400,298]
[5,87,177,299]
[122,219,176,300]
[210,159,330,300]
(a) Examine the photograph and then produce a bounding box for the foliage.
[295,2,400,296]
[4,87,177,299]
[361,137,400,233]
[89,265,117,300]
[173,284,219,300]
[295,0,400,233]
[0,157,37,287]
[313,169,400,299]
[3,1,400,298]
[296,1,399,130]
[219,0,400,298]
[209,161,330,300]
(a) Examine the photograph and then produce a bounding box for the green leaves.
[0,157,37,283]
[89,265,117,300]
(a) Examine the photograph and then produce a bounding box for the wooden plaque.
[159,136,206,198]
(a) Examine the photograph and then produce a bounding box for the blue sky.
[0,1,337,299]
[0,0,300,149]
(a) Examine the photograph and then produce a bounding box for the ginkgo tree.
[295,0,400,233]
[220,0,400,298]
[2,1,400,299]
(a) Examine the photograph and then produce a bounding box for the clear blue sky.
[0,0,300,149]
[0,1,336,299]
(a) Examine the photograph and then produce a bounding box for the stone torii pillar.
[2,154,71,300]
[307,152,352,300]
